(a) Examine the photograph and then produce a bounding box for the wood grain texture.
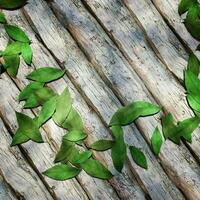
[0,175,17,200]
[122,0,188,81]
[2,8,145,200]
[0,118,53,200]
[30,0,200,199]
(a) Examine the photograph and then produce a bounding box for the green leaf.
[2,41,22,56]
[3,54,20,77]
[161,113,180,144]
[185,5,200,41]
[187,94,200,113]
[0,12,6,24]
[18,82,44,101]
[53,88,72,126]
[37,96,58,127]
[90,140,114,151]
[176,117,200,143]
[63,130,87,142]
[187,53,200,76]
[80,159,113,180]
[178,0,198,15]
[43,164,81,181]
[151,127,163,156]
[109,101,160,126]
[54,140,75,163]
[72,150,93,164]
[62,107,84,131]
[23,87,56,109]
[129,146,148,169]
[5,25,29,43]
[111,125,127,172]
[14,112,43,143]
[185,70,200,95]
[11,128,30,146]
[27,67,65,83]
[21,43,32,65]
[0,0,27,10]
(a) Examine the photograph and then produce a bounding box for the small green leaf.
[161,113,180,144]
[90,140,114,151]
[27,67,65,83]
[37,96,58,127]
[111,126,127,172]
[178,0,198,15]
[62,107,84,131]
[23,87,56,109]
[109,101,160,126]
[63,130,87,142]
[21,43,32,65]
[0,12,6,24]
[5,25,29,43]
[53,88,72,126]
[187,53,200,76]
[80,159,113,180]
[43,164,81,181]
[185,5,200,41]
[151,127,163,156]
[3,54,20,77]
[2,41,22,56]
[0,0,27,10]
[129,146,148,169]
[11,128,30,146]
[18,82,44,101]
[14,112,43,143]
[54,140,75,163]
[72,150,93,164]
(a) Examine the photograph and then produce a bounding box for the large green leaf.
[54,140,75,163]
[62,107,84,131]
[129,146,148,169]
[43,164,81,181]
[23,87,56,109]
[21,42,32,65]
[109,101,160,126]
[27,67,65,83]
[185,5,200,41]
[90,140,114,151]
[37,96,58,127]
[187,53,200,76]
[80,159,113,180]
[53,88,72,126]
[151,127,163,156]
[0,0,27,10]
[11,128,30,146]
[18,82,44,101]
[111,125,126,172]
[63,130,87,142]
[3,54,20,77]
[187,94,200,113]
[5,25,29,43]
[178,0,198,15]
[0,12,6,23]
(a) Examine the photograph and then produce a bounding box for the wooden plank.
[0,175,17,200]
[151,0,199,52]
[23,0,200,199]
[121,0,188,81]
[47,0,200,164]
[0,118,53,200]
[2,10,144,200]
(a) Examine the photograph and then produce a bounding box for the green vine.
[0,0,200,181]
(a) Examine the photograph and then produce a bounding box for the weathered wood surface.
[1,0,200,199]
